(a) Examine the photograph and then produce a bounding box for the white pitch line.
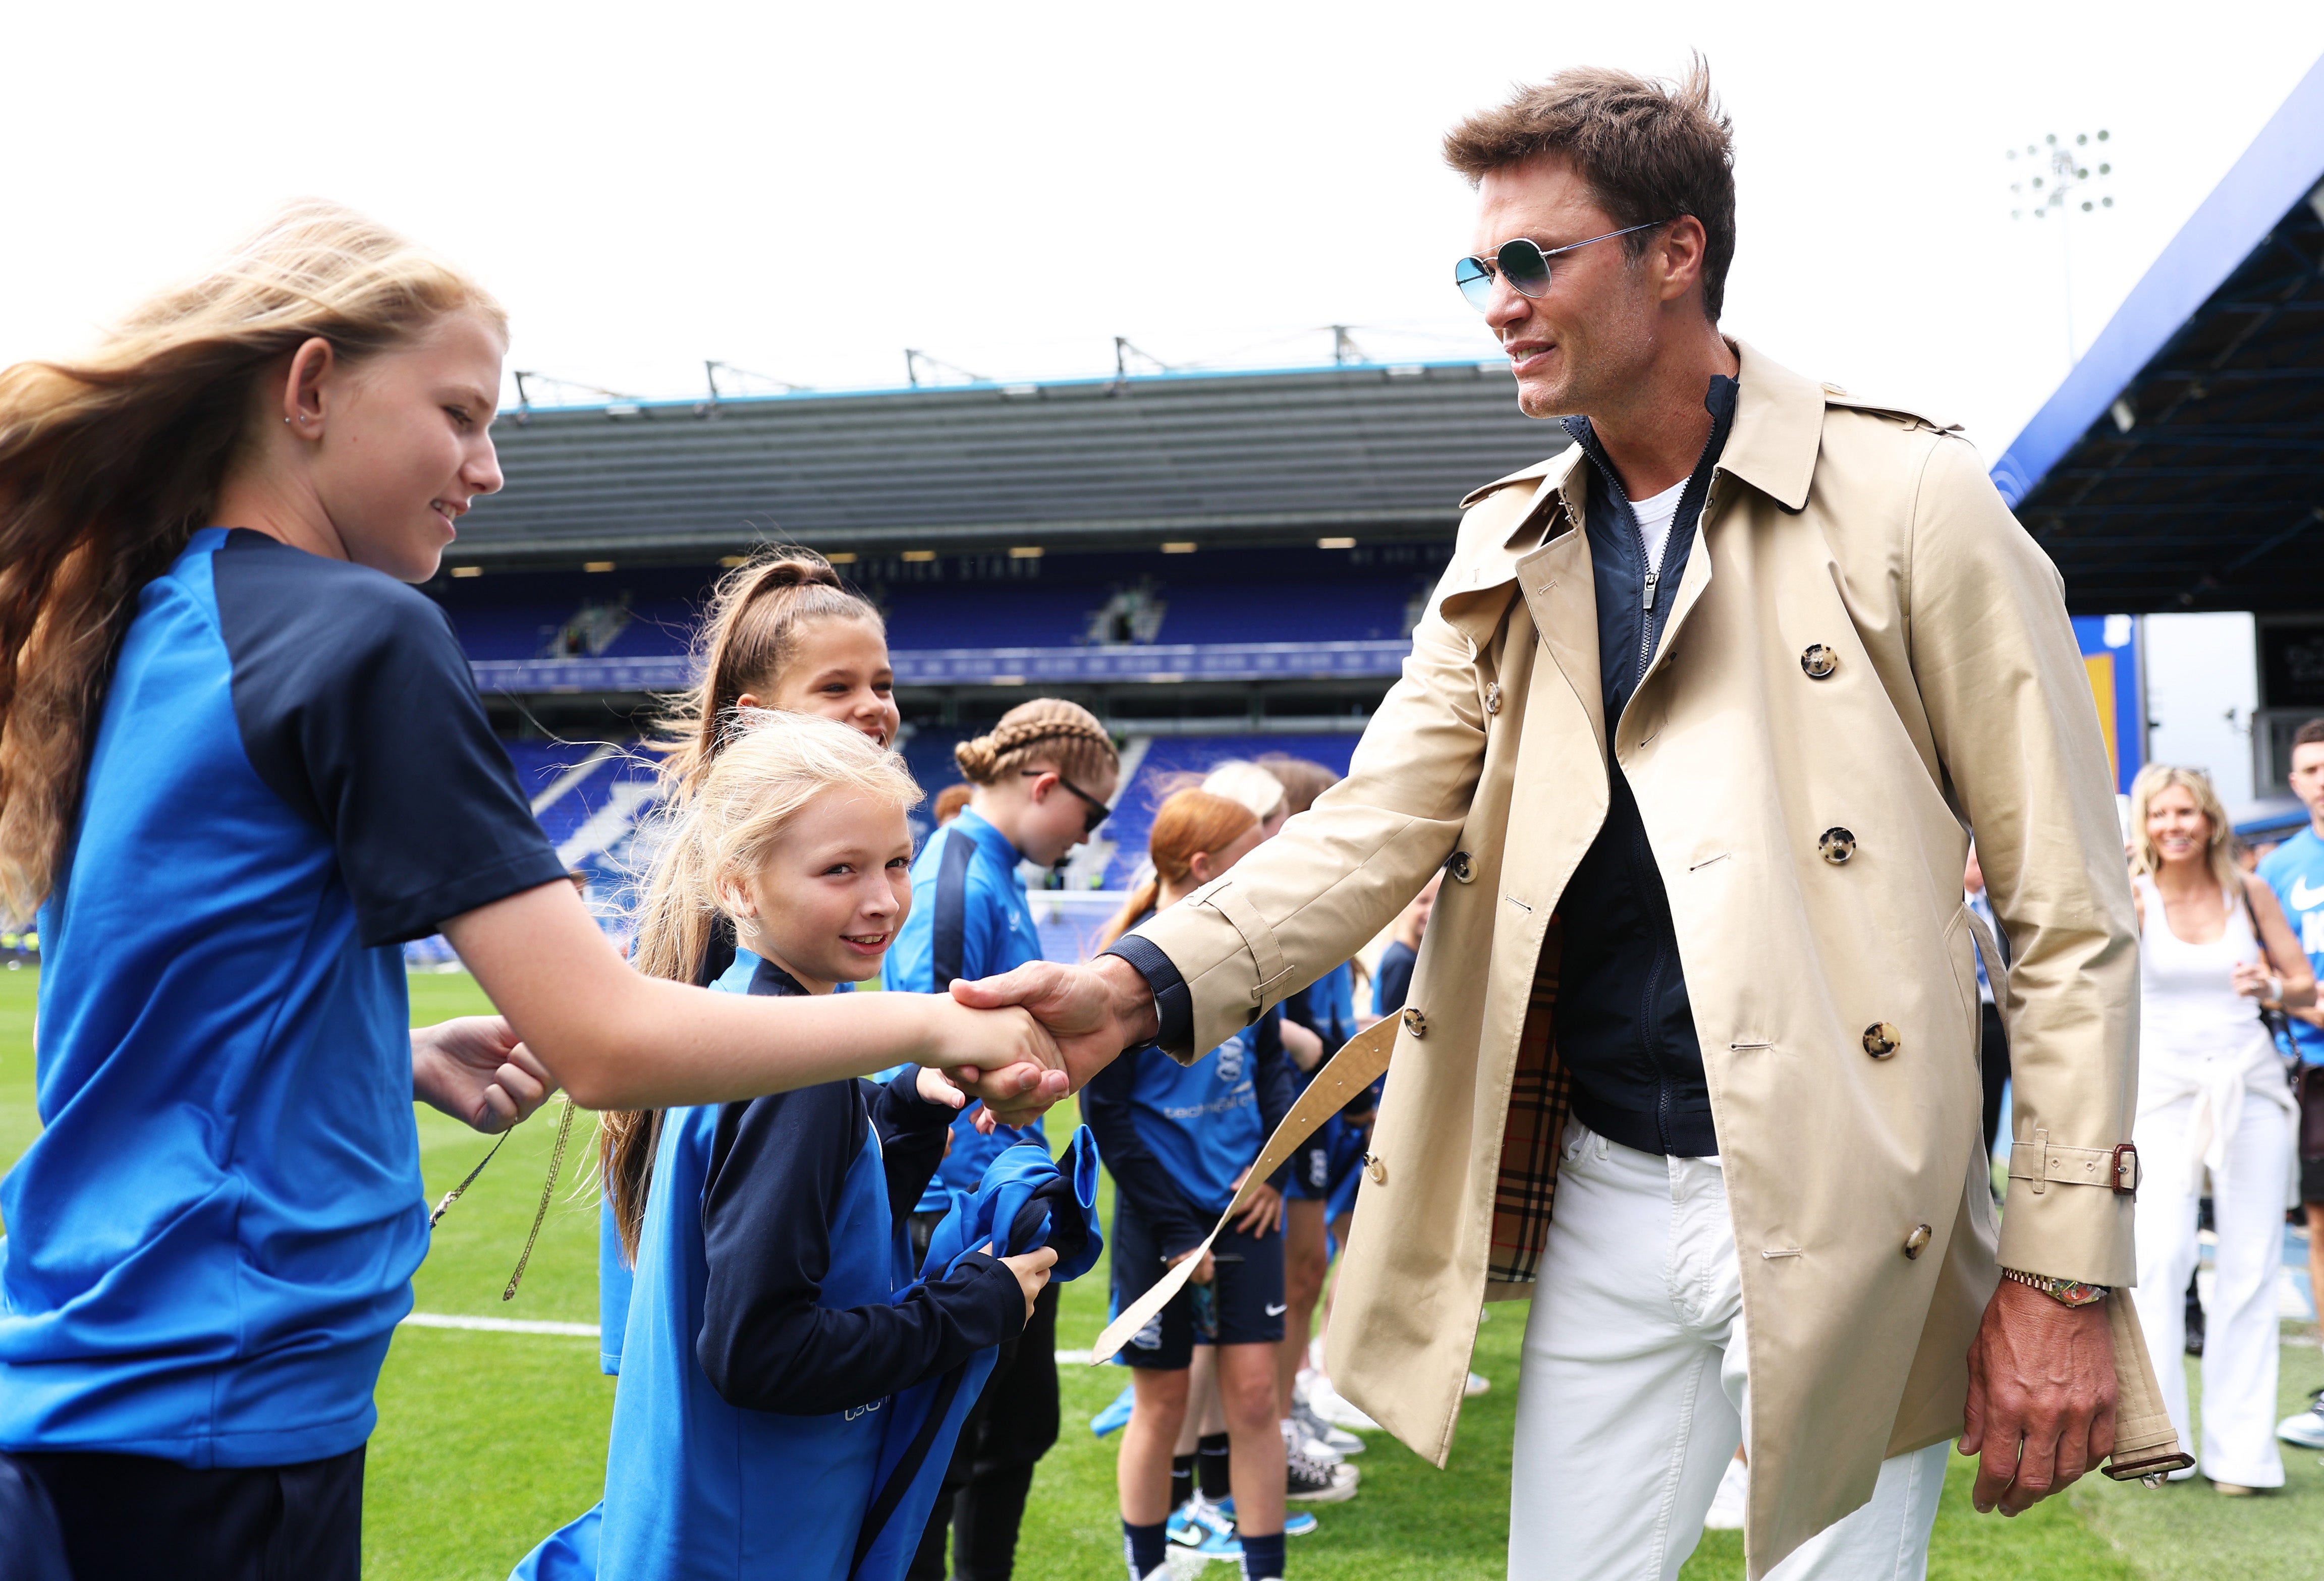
[403,1312,1103,1362]
[403,1311,599,1337]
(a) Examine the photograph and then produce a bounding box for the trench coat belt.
[1089,1016,1401,1363]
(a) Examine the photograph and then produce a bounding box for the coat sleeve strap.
[1192,879,1297,1005]
[2007,1127,2141,1196]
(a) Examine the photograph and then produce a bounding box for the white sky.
[6,2,2321,460]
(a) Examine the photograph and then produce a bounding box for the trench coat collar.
[1435,341,1827,640]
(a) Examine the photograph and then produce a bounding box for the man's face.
[2290,742,2324,817]
[1471,155,1670,420]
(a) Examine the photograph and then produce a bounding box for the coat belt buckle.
[2109,1142,2140,1196]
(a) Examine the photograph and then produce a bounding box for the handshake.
[933,955,1160,1125]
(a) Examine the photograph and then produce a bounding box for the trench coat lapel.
[1515,529,1605,758]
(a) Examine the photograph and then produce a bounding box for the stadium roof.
[1993,53,2324,613]
[451,359,1562,566]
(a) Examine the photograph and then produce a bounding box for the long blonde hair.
[953,698,1119,788]
[651,546,885,800]
[600,711,922,1258]
[2128,763,2243,896]
[0,200,504,916]
[1094,788,1259,952]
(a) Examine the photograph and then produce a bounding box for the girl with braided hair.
[887,698,1118,1581]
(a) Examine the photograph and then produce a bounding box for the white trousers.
[2130,1086,2291,1487]
[1509,1121,1948,1581]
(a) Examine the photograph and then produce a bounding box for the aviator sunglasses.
[1454,220,1672,311]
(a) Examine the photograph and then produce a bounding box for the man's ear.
[1655,215,1709,306]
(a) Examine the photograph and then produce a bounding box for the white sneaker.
[1464,1370,1491,1397]
[1307,1374,1381,1432]
[1282,1415,1345,1467]
[2279,1388,2324,1449]
[1294,1397,1365,1455]
[1703,1456,1748,1530]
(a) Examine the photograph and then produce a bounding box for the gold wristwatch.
[2000,1267,2109,1308]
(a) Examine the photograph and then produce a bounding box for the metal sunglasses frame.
[1454,219,1673,309]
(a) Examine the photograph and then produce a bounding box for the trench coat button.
[1800,644,1838,679]
[1484,682,1502,716]
[1402,1006,1428,1039]
[1367,1153,1389,1186]
[1446,850,1476,884]
[1818,827,1857,864]
[1863,1022,1901,1058]
[1903,1223,1933,1259]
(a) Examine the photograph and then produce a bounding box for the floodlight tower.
[2007,130,2117,366]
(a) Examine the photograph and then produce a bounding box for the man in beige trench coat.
[964,65,2187,1580]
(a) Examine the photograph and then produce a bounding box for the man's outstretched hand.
[1960,1278,2117,1516]
[950,955,1160,1124]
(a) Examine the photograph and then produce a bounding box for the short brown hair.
[1443,60,1736,321]
[2295,719,2324,750]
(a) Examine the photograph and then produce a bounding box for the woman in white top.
[2128,764,2314,1494]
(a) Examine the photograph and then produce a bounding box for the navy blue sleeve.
[930,837,1005,991]
[696,1082,1024,1416]
[1078,1051,1211,1258]
[1255,1007,1295,1192]
[213,532,565,945]
[866,1069,957,1236]
[1374,943,1416,1019]
[1102,934,1194,1051]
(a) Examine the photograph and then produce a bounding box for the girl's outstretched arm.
[441,881,1067,1112]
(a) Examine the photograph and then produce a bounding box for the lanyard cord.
[428,1126,514,1229]
[503,1099,576,1302]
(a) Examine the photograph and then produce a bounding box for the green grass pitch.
[5,963,2323,1576]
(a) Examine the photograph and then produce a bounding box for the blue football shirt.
[2259,826,2324,1063]
[0,529,565,1468]
[885,809,1047,1205]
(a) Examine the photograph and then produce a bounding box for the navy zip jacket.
[1549,375,1738,1157]
[695,958,1024,1415]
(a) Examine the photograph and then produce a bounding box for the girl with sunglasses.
[884,697,1118,1580]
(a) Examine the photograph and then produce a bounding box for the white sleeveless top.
[2133,872,2292,1184]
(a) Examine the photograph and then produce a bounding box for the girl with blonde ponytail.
[517,712,1057,1581]
[0,205,1058,1578]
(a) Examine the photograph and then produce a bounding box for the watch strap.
[2001,1266,2110,1307]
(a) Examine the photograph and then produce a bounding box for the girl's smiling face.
[738,615,900,748]
[728,787,914,993]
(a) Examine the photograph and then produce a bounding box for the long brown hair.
[0,200,504,917]
[651,547,885,800]
[1094,788,1258,952]
[952,697,1119,789]
[599,711,922,1259]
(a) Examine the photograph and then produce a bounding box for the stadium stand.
[412,360,1554,964]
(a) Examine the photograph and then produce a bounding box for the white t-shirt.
[1632,477,1689,574]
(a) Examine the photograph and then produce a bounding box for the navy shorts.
[1111,1197,1284,1370]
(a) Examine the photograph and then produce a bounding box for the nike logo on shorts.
[1265,1302,1289,1316]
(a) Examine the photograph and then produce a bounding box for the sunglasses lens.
[1498,239,1552,298]
[1454,256,1494,311]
